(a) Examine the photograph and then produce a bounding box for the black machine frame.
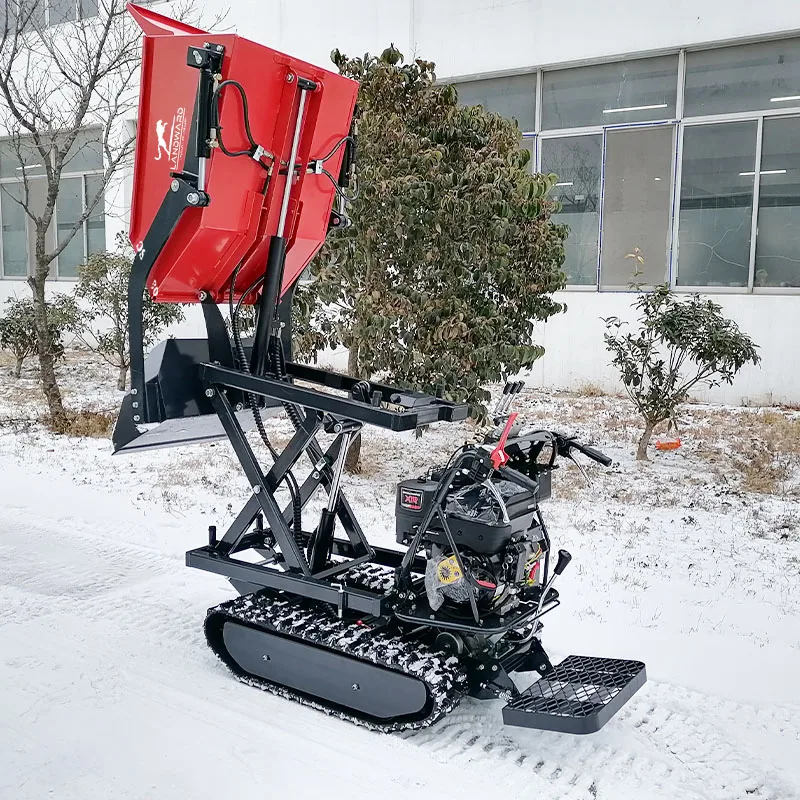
[114,39,646,734]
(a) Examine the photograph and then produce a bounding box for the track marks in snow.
[405,687,800,800]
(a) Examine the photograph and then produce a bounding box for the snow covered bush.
[0,295,75,378]
[604,285,760,460]
[70,234,185,391]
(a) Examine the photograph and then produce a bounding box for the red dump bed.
[128,3,358,304]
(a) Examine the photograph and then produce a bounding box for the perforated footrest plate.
[502,655,646,734]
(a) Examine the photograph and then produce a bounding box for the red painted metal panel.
[127,3,358,304]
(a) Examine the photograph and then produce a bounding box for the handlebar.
[570,440,613,467]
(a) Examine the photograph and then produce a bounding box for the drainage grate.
[503,655,646,734]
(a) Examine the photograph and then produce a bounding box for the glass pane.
[755,116,800,288]
[78,0,97,18]
[455,73,537,132]
[18,0,45,31]
[0,135,50,179]
[541,135,602,285]
[542,56,677,130]
[600,126,674,288]
[677,122,756,287]
[685,39,800,117]
[520,136,535,171]
[1,184,29,277]
[85,173,105,254]
[56,176,83,278]
[48,0,74,24]
[28,179,56,277]
[61,127,103,172]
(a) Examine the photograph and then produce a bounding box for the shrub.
[604,285,760,460]
[71,233,185,390]
[0,295,75,378]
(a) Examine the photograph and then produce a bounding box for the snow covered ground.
[1,351,799,800]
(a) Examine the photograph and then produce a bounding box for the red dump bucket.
[127,3,358,304]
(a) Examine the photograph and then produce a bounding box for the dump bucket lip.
[127,2,207,36]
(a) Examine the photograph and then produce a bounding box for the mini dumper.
[114,2,646,734]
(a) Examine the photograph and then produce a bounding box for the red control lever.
[490,412,518,469]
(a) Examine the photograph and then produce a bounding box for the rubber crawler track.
[204,590,467,732]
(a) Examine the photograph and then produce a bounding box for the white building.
[2,0,799,405]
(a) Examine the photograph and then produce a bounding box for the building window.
[455,73,537,133]
[599,126,674,288]
[684,38,800,118]
[541,55,678,130]
[541,135,602,285]
[676,121,756,287]
[0,184,28,277]
[0,0,99,28]
[0,128,105,279]
[444,36,800,292]
[755,115,800,288]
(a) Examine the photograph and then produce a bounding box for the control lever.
[493,383,512,417]
[535,548,572,623]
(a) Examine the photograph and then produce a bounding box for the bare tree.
[0,0,148,428]
[0,0,221,428]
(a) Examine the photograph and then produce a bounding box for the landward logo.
[154,108,187,171]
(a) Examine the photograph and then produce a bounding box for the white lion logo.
[155,119,170,161]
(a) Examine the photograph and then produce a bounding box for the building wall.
[200,0,800,77]
[2,0,798,406]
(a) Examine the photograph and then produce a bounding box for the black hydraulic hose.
[228,269,303,542]
[211,79,262,159]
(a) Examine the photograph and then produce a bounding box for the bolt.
[253,486,261,494]
[205,388,215,398]
[130,388,138,396]
[492,665,498,671]
[187,192,200,205]
[312,471,320,479]
[133,415,140,422]
[235,403,244,412]
[286,73,295,83]
[429,614,435,620]
[198,290,208,301]
[132,402,139,409]
[352,683,360,691]
[170,179,179,192]
[478,664,484,671]
[334,424,342,433]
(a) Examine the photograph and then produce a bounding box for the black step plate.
[502,655,646,734]
[222,621,429,720]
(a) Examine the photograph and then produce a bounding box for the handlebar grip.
[575,442,612,467]
[497,465,540,493]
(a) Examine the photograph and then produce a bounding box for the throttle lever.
[535,548,573,624]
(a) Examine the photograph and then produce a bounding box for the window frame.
[0,128,105,280]
[446,35,800,294]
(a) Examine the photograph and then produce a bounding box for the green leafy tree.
[70,234,185,391]
[0,294,75,378]
[303,46,567,468]
[604,285,760,460]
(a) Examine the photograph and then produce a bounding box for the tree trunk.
[117,364,127,392]
[344,344,362,474]
[14,356,22,378]
[636,420,656,461]
[29,277,67,431]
